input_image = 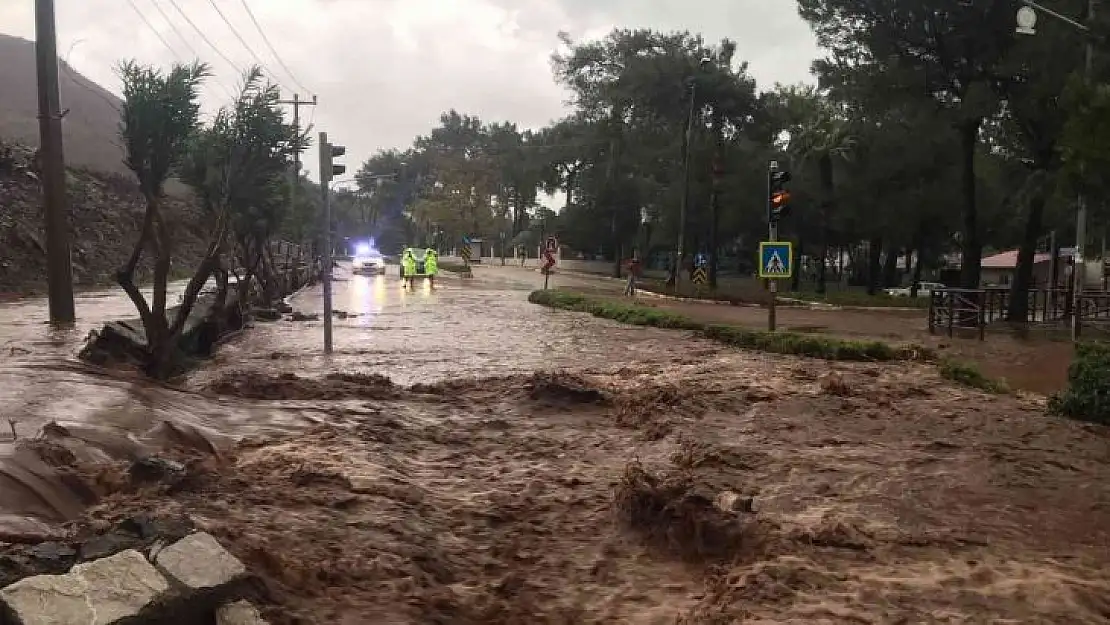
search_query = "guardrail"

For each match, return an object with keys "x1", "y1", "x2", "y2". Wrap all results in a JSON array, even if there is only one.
[{"x1": 928, "y1": 288, "x2": 985, "y2": 340}]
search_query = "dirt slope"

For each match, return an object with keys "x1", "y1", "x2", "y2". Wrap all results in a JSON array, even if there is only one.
[
  {"x1": 0, "y1": 33, "x2": 127, "y2": 176},
  {"x1": 0, "y1": 34, "x2": 209, "y2": 294},
  {"x1": 0, "y1": 142, "x2": 210, "y2": 295}
]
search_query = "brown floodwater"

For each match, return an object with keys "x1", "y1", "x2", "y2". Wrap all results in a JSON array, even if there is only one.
[{"x1": 0, "y1": 266, "x2": 712, "y2": 532}]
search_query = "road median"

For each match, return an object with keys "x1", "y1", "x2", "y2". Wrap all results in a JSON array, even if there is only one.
[{"x1": 528, "y1": 289, "x2": 932, "y2": 362}]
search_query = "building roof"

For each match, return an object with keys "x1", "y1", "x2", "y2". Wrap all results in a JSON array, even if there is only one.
[{"x1": 981, "y1": 248, "x2": 1074, "y2": 269}]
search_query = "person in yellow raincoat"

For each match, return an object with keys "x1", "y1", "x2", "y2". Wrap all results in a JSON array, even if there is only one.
[
  {"x1": 424, "y1": 248, "x2": 438, "y2": 288},
  {"x1": 401, "y1": 248, "x2": 416, "y2": 287}
]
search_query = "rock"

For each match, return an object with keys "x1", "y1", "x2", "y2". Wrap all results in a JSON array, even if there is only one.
[
  {"x1": 128, "y1": 456, "x2": 186, "y2": 485},
  {"x1": 216, "y1": 600, "x2": 269, "y2": 624},
  {"x1": 276, "y1": 302, "x2": 293, "y2": 313},
  {"x1": 80, "y1": 530, "x2": 143, "y2": 561},
  {"x1": 0, "y1": 549, "x2": 169, "y2": 625},
  {"x1": 818, "y1": 371, "x2": 853, "y2": 396},
  {"x1": 252, "y1": 308, "x2": 281, "y2": 321},
  {"x1": 154, "y1": 532, "x2": 245, "y2": 591},
  {"x1": 714, "y1": 490, "x2": 754, "y2": 514}
]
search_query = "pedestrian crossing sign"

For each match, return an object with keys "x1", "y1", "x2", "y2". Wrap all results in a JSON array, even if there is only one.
[{"x1": 758, "y1": 242, "x2": 792, "y2": 279}]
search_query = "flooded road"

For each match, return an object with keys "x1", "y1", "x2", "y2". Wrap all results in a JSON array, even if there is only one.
[
  {"x1": 0, "y1": 265, "x2": 721, "y2": 529},
  {"x1": 197, "y1": 265, "x2": 694, "y2": 386}
]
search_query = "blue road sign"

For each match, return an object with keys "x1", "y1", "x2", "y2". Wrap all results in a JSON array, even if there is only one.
[
  {"x1": 758, "y1": 241, "x2": 793, "y2": 279},
  {"x1": 462, "y1": 235, "x2": 472, "y2": 244}
]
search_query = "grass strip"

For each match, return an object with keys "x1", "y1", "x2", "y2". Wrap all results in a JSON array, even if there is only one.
[{"x1": 528, "y1": 289, "x2": 931, "y2": 362}]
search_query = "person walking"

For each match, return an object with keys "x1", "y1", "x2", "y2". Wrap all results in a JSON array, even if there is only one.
[
  {"x1": 624, "y1": 252, "x2": 642, "y2": 297},
  {"x1": 424, "y1": 248, "x2": 438, "y2": 288},
  {"x1": 401, "y1": 248, "x2": 416, "y2": 288}
]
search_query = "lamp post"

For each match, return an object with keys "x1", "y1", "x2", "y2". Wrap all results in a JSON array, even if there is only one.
[
  {"x1": 1015, "y1": 0, "x2": 1094, "y2": 340},
  {"x1": 674, "y1": 56, "x2": 713, "y2": 291}
]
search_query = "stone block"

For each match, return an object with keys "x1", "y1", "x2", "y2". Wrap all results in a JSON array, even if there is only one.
[
  {"x1": 154, "y1": 531, "x2": 246, "y2": 591},
  {"x1": 0, "y1": 549, "x2": 169, "y2": 625},
  {"x1": 216, "y1": 600, "x2": 269, "y2": 624}
]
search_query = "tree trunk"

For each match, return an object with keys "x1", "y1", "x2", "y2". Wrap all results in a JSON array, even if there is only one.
[
  {"x1": 909, "y1": 225, "x2": 925, "y2": 298},
  {"x1": 866, "y1": 238, "x2": 882, "y2": 295},
  {"x1": 958, "y1": 119, "x2": 983, "y2": 289},
  {"x1": 816, "y1": 152, "x2": 834, "y2": 295},
  {"x1": 791, "y1": 237, "x2": 802, "y2": 292},
  {"x1": 708, "y1": 113, "x2": 723, "y2": 288},
  {"x1": 817, "y1": 251, "x2": 827, "y2": 294},
  {"x1": 117, "y1": 195, "x2": 157, "y2": 334},
  {"x1": 1007, "y1": 190, "x2": 1046, "y2": 322},
  {"x1": 882, "y1": 245, "x2": 900, "y2": 288}
]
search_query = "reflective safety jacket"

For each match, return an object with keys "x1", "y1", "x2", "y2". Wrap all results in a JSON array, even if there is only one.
[
  {"x1": 402, "y1": 252, "x2": 416, "y2": 276},
  {"x1": 424, "y1": 249, "x2": 438, "y2": 275}
]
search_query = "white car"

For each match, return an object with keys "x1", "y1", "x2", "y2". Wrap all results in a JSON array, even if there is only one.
[
  {"x1": 885, "y1": 282, "x2": 944, "y2": 297},
  {"x1": 352, "y1": 242, "x2": 386, "y2": 275}
]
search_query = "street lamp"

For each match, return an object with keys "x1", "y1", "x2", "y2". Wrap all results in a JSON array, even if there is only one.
[
  {"x1": 675, "y1": 55, "x2": 713, "y2": 291},
  {"x1": 1016, "y1": 0, "x2": 1094, "y2": 340}
]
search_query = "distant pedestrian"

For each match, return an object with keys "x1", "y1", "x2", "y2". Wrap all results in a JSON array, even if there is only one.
[
  {"x1": 624, "y1": 254, "x2": 642, "y2": 297},
  {"x1": 424, "y1": 248, "x2": 438, "y2": 288}
]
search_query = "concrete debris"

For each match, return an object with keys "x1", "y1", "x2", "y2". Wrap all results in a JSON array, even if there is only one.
[
  {"x1": 0, "y1": 549, "x2": 169, "y2": 625},
  {"x1": 0, "y1": 532, "x2": 254, "y2": 623},
  {"x1": 154, "y1": 531, "x2": 246, "y2": 591},
  {"x1": 216, "y1": 599, "x2": 270, "y2": 624}
]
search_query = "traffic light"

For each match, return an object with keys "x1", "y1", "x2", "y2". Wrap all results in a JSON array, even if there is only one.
[
  {"x1": 318, "y1": 132, "x2": 346, "y2": 184},
  {"x1": 768, "y1": 167, "x2": 792, "y2": 222}
]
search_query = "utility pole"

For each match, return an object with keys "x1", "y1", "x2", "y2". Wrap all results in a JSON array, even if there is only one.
[
  {"x1": 1073, "y1": 0, "x2": 1095, "y2": 340},
  {"x1": 675, "y1": 56, "x2": 712, "y2": 292},
  {"x1": 768, "y1": 161, "x2": 779, "y2": 331},
  {"x1": 318, "y1": 132, "x2": 346, "y2": 354},
  {"x1": 35, "y1": 0, "x2": 75, "y2": 323},
  {"x1": 766, "y1": 160, "x2": 793, "y2": 331},
  {"x1": 278, "y1": 94, "x2": 316, "y2": 254}
]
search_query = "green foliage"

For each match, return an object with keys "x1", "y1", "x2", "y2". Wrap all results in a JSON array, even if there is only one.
[
  {"x1": 350, "y1": 12, "x2": 1110, "y2": 300},
  {"x1": 179, "y1": 67, "x2": 306, "y2": 273},
  {"x1": 938, "y1": 358, "x2": 1010, "y2": 394},
  {"x1": 528, "y1": 289, "x2": 928, "y2": 362},
  {"x1": 115, "y1": 61, "x2": 307, "y2": 377},
  {"x1": 116, "y1": 60, "x2": 209, "y2": 197},
  {"x1": 1049, "y1": 341, "x2": 1110, "y2": 424}
]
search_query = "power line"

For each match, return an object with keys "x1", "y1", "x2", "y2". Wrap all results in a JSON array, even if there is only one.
[
  {"x1": 148, "y1": 0, "x2": 199, "y2": 59},
  {"x1": 146, "y1": 0, "x2": 236, "y2": 99},
  {"x1": 238, "y1": 0, "x2": 312, "y2": 95},
  {"x1": 166, "y1": 0, "x2": 244, "y2": 77},
  {"x1": 125, "y1": 0, "x2": 182, "y2": 63},
  {"x1": 203, "y1": 0, "x2": 290, "y2": 92}
]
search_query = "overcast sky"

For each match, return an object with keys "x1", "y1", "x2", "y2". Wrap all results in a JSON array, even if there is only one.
[{"x1": 0, "y1": 0, "x2": 819, "y2": 179}]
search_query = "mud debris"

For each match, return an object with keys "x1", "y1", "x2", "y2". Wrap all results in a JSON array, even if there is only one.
[
  {"x1": 613, "y1": 460, "x2": 762, "y2": 561},
  {"x1": 201, "y1": 371, "x2": 401, "y2": 400},
  {"x1": 0, "y1": 358, "x2": 1108, "y2": 623},
  {"x1": 524, "y1": 371, "x2": 611, "y2": 406}
]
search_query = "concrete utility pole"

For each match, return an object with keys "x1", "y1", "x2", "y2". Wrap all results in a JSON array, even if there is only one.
[
  {"x1": 35, "y1": 0, "x2": 75, "y2": 323},
  {"x1": 676, "y1": 57, "x2": 712, "y2": 291},
  {"x1": 277, "y1": 94, "x2": 316, "y2": 248}
]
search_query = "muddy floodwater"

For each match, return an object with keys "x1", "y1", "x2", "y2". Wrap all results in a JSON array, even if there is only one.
[{"x1": 0, "y1": 266, "x2": 1108, "y2": 623}]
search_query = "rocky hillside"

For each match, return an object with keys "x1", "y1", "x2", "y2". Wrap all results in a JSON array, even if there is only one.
[
  {"x1": 0, "y1": 142, "x2": 210, "y2": 296},
  {"x1": 0, "y1": 34, "x2": 208, "y2": 296}
]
